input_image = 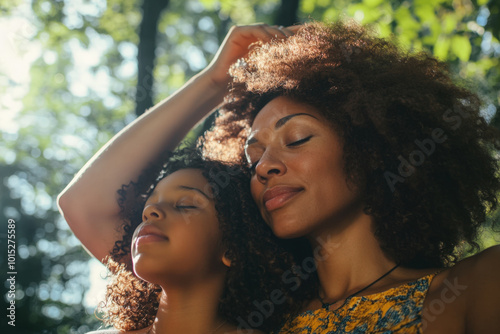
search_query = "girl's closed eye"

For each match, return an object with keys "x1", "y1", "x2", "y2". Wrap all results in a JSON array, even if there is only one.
[
  {"x1": 175, "y1": 195, "x2": 207, "y2": 210},
  {"x1": 175, "y1": 203, "x2": 197, "y2": 210}
]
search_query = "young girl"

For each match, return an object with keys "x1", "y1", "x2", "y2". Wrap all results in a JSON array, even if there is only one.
[{"x1": 84, "y1": 149, "x2": 308, "y2": 333}]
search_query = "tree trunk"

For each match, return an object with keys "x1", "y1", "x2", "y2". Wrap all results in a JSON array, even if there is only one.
[
  {"x1": 135, "y1": 0, "x2": 170, "y2": 116},
  {"x1": 274, "y1": 0, "x2": 300, "y2": 26}
]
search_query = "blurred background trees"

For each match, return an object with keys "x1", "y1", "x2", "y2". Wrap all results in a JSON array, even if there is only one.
[{"x1": 1, "y1": 0, "x2": 498, "y2": 332}]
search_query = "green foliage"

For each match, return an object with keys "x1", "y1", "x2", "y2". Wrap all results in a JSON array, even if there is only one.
[
  {"x1": 151, "y1": 0, "x2": 282, "y2": 104},
  {"x1": 451, "y1": 34, "x2": 472, "y2": 61},
  {"x1": 1, "y1": 0, "x2": 498, "y2": 332},
  {"x1": 298, "y1": 0, "x2": 499, "y2": 131}
]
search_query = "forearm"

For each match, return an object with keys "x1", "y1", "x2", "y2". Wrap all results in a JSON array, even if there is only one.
[{"x1": 58, "y1": 70, "x2": 225, "y2": 261}]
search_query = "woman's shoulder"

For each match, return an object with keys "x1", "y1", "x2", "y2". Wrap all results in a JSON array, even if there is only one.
[
  {"x1": 435, "y1": 245, "x2": 500, "y2": 292},
  {"x1": 450, "y1": 244, "x2": 500, "y2": 277},
  {"x1": 437, "y1": 245, "x2": 500, "y2": 332},
  {"x1": 459, "y1": 244, "x2": 500, "y2": 296},
  {"x1": 471, "y1": 243, "x2": 500, "y2": 263}
]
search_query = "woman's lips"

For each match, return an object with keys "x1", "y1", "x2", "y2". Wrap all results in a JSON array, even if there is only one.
[{"x1": 263, "y1": 186, "x2": 303, "y2": 211}]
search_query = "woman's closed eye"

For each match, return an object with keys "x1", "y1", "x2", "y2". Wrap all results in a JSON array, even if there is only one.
[
  {"x1": 247, "y1": 136, "x2": 313, "y2": 172},
  {"x1": 287, "y1": 135, "x2": 312, "y2": 147}
]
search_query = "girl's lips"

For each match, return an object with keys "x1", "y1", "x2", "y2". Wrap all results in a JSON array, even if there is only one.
[
  {"x1": 263, "y1": 186, "x2": 303, "y2": 211},
  {"x1": 133, "y1": 223, "x2": 169, "y2": 249},
  {"x1": 135, "y1": 234, "x2": 168, "y2": 246}
]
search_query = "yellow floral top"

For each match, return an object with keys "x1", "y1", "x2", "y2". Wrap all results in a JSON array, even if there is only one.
[{"x1": 277, "y1": 273, "x2": 437, "y2": 334}]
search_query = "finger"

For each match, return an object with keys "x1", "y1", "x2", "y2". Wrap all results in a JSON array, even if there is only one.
[
  {"x1": 243, "y1": 24, "x2": 282, "y2": 41},
  {"x1": 231, "y1": 24, "x2": 275, "y2": 43},
  {"x1": 268, "y1": 25, "x2": 288, "y2": 39},
  {"x1": 286, "y1": 25, "x2": 303, "y2": 33},
  {"x1": 278, "y1": 26, "x2": 295, "y2": 37},
  {"x1": 229, "y1": 24, "x2": 293, "y2": 46}
]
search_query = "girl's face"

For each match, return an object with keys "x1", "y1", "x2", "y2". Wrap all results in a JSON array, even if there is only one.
[
  {"x1": 245, "y1": 96, "x2": 362, "y2": 239},
  {"x1": 131, "y1": 169, "x2": 226, "y2": 285}
]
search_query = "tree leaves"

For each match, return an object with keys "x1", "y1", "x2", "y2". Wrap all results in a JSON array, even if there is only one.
[
  {"x1": 1, "y1": 1, "x2": 498, "y2": 333},
  {"x1": 452, "y1": 34, "x2": 472, "y2": 61}
]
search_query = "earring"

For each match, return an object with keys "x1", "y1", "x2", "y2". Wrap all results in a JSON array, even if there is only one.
[{"x1": 222, "y1": 251, "x2": 232, "y2": 267}]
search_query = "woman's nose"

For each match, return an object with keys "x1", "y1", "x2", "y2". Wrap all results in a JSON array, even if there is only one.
[
  {"x1": 254, "y1": 150, "x2": 286, "y2": 183},
  {"x1": 142, "y1": 204, "x2": 164, "y2": 222}
]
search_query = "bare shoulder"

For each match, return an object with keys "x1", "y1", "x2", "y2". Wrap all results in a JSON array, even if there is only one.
[
  {"x1": 473, "y1": 243, "x2": 500, "y2": 263},
  {"x1": 466, "y1": 243, "x2": 500, "y2": 262},
  {"x1": 421, "y1": 245, "x2": 500, "y2": 333},
  {"x1": 452, "y1": 244, "x2": 500, "y2": 279},
  {"x1": 446, "y1": 245, "x2": 500, "y2": 295},
  {"x1": 455, "y1": 245, "x2": 500, "y2": 332}
]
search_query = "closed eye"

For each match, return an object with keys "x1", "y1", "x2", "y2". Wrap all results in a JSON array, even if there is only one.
[
  {"x1": 287, "y1": 135, "x2": 312, "y2": 147},
  {"x1": 176, "y1": 205, "x2": 197, "y2": 210}
]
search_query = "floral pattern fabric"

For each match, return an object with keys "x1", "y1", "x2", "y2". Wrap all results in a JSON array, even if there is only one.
[{"x1": 277, "y1": 273, "x2": 437, "y2": 334}]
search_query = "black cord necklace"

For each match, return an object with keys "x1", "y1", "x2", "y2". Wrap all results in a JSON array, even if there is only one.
[{"x1": 318, "y1": 263, "x2": 400, "y2": 311}]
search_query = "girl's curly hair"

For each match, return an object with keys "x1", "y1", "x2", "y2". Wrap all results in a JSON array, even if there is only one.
[
  {"x1": 203, "y1": 20, "x2": 500, "y2": 268},
  {"x1": 98, "y1": 148, "x2": 316, "y2": 332}
]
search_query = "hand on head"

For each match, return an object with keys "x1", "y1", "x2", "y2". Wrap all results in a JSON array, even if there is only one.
[{"x1": 205, "y1": 24, "x2": 299, "y2": 86}]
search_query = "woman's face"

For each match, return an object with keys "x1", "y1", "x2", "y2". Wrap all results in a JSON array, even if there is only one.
[
  {"x1": 245, "y1": 96, "x2": 362, "y2": 239},
  {"x1": 131, "y1": 169, "x2": 226, "y2": 285}
]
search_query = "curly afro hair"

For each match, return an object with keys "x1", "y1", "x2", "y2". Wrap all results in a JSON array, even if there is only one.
[
  {"x1": 203, "y1": 20, "x2": 500, "y2": 269},
  {"x1": 97, "y1": 148, "x2": 316, "y2": 332}
]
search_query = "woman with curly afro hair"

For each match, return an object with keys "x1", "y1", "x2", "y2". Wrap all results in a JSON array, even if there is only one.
[
  {"x1": 201, "y1": 20, "x2": 500, "y2": 333},
  {"x1": 88, "y1": 148, "x2": 313, "y2": 333}
]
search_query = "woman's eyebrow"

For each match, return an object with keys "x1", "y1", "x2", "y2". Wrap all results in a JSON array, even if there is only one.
[
  {"x1": 274, "y1": 112, "x2": 318, "y2": 129},
  {"x1": 246, "y1": 113, "x2": 318, "y2": 146},
  {"x1": 178, "y1": 185, "x2": 210, "y2": 199}
]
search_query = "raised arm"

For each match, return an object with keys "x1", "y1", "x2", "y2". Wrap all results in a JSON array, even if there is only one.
[{"x1": 57, "y1": 24, "x2": 294, "y2": 263}]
